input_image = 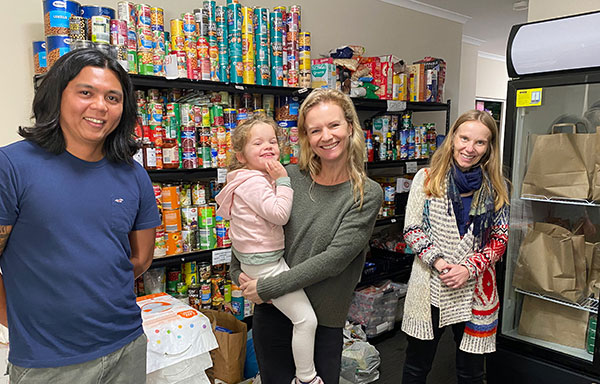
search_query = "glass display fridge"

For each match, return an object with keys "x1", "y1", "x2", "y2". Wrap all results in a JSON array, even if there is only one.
[{"x1": 487, "y1": 11, "x2": 600, "y2": 383}]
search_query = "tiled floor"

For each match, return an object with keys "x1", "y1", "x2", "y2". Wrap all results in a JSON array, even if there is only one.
[{"x1": 373, "y1": 326, "x2": 457, "y2": 383}]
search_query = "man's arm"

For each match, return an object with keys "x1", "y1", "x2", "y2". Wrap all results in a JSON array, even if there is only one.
[
  {"x1": 0, "y1": 225, "x2": 12, "y2": 327},
  {"x1": 129, "y1": 227, "x2": 156, "y2": 279}
]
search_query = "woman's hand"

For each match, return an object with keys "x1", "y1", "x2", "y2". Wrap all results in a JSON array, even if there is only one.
[
  {"x1": 238, "y1": 272, "x2": 252, "y2": 286},
  {"x1": 439, "y1": 264, "x2": 470, "y2": 289},
  {"x1": 240, "y1": 279, "x2": 265, "y2": 304},
  {"x1": 432, "y1": 257, "x2": 449, "y2": 274}
]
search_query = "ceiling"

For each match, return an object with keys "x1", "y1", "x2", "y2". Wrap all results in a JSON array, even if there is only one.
[{"x1": 389, "y1": 0, "x2": 529, "y2": 58}]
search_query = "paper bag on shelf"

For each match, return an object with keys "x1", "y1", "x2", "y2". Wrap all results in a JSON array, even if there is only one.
[
  {"x1": 593, "y1": 163, "x2": 600, "y2": 202},
  {"x1": 199, "y1": 309, "x2": 247, "y2": 384},
  {"x1": 585, "y1": 242, "x2": 600, "y2": 298},
  {"x1": 521, "y1": 126, "x2": 598, "y2": 200},
  {"x1": 518, "y1": 295, "x2": 588, "y2": 350},
  {"x1": 512, "y1": 222, "x2": 587, "y2": 303}
]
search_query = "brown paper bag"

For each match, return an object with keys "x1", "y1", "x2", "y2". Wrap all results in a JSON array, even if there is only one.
[
  {"x1": 593, "y1": 163, "x2": 600, "y2": 202},
  {"x1": 200, "y1": 309, "x2": 247, "y2": 384},
  {"x1": 512, "y1": 222, "x2": 587, "y2": 303},
  {"x1": 522, "y1": 127, "x2": 598, "y2": 200},
  {"x1": 585, "y1": 242, "x2": 600, "y2": 297},
  {"x1": 518, "y1": 295, "x2": 588, "y2": 349}
]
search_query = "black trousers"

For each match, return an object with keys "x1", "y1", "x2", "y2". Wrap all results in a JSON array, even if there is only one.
[
  {"x1": 252, "y1": 303, "x2": 344, "y2": 384},
  {"x1": 402, "y1": 306, "x2": 485, "y2": 384}
]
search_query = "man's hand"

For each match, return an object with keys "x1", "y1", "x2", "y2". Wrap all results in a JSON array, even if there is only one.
[{"x1": 265, "y1": 160, "x2": 287, "y2": 180}]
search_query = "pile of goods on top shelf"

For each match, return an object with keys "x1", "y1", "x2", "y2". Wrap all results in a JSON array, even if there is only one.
[
  {"x1": 34, "y1": 1, "x2": 447, "y2": 103},
  {"x1": 35, "y1": 0, "x2": 311, "y2": 87},
  {"x1": 318, "y1": 45, "x2": 446, "y2": 102}
]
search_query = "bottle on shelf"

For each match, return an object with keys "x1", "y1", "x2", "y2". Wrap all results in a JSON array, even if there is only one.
[{"x1": 365, "y1": 130, "x2": 374, "y2": 162}]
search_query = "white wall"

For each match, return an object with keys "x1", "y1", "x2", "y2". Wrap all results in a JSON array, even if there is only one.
[
  {"x1": 458, "y1": 42, "x2": 478, "y2": 114},
  {"x1": 475, "y1": 56, "x2": 508, "y2": 100},
  {"x1": 528, "y1": 0, "x2": 600, "y2": 21},
  {"x1": 1, "y1": 0, "x2": 463, "y2": 146}
]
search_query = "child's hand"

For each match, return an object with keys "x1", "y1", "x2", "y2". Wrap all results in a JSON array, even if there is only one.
[{"x1": 266, "y1": 159, "x2": 287, "y2": 180}]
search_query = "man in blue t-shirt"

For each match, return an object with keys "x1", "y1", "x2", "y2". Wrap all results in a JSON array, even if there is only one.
[{"x1": 0, "y1": 49, "x2": 161, "y2": 383}]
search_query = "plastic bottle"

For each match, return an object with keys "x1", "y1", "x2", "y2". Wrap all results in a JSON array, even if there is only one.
[{"x1": 365, "y1": 130, "x2": 374, "y2": 162}]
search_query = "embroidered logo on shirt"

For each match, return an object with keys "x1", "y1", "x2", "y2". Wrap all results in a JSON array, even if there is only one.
[{"x1": 114, "y1": 198, "x2": 124, "y2": 203}]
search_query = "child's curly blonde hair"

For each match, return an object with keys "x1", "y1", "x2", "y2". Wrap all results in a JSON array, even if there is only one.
[{"x1": 227, "y1": 115, "x2": 283, "y2": 171}]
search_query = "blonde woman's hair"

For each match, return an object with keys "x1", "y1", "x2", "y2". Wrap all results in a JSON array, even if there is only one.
[
  {"x1": 227, "y1": 115, "x2": 282, "y2": 171},
  {"x1": 297, "y1": 89, "x2": 368, "y2": 207},
  {"x1": 426, "y1": 109, "x2": 509, "y2": 211}
]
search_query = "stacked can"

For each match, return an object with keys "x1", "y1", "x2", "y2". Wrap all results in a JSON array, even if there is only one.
[
  {"x1": 43, "y1": 0, "x2": 80, "y2": 68},
  {"x1": 241, "y1": 6, "x2": 255, "y2": 84},
  {"x1": 197, "y1": 105, "x2": 212, "y2": 168},
  {"x1": 253, "y1": 7, "x2": 270, "y2": 86},
  {"x1": 117, "y1": 1, "x2": 137, "y2": 73},
  {"x1": 151, "y1": 7, "x2": 165, "y2": 76},
  {"x1": 269, "y1": 10, "x2": 284, "y2": 86},
  {"x1": 180, "y1": 104, "x2": 198, "y2": 168},
  {"x1": 182, "y1": 12, "x2": 199, "y2": 80},
  {"x1": 298, "y1": 32, "x2": 311, "y2": 88},
  {"x1": 152, "y1": 183, "x2": 167, "y2": 257},
  {"x1": 210, "y1": 105, "x2": 228, "y2": 168},
  {"x1": 135, "y1": 4, "x2": 152, "y2": 75},
  {"x1": 169, "y1": 19, "x2": 184, "y2": 78},
  {"x1": 227, "y1": 2, "x2": 243, "y2": 83},
  {"x1": 180, "y1": 187, "x2": 199, "y2": 253},
  {"x1": 198, "y1": 204, "x2": 217, "y2": 250},
  {"x1": 203, "y1": 1, "x2": 219, "y2": 81},
  {"x1": 273, "y1": 6, "x2": 287, "y2": 86},
  {"x1": 286, "y1": 5, "x2": 301, "y2": 87},
  {"x1": 195, "y1": 37, "x2": 209, "y2": 80},
  {"x1": 215, "y1": 5, "x2": 229, "y2": 82},
  {"x1": 162, "y1": 184, "x2": 183, "y2": 255},
  {"x1": 193, "y1": 7, "x2": 208, "y2": 40}
]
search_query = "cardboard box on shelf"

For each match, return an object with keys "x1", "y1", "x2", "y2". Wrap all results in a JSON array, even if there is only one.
[
  {"x1": 407, "y1": 63, "x2": 425, "y2": 102},
  {"x1": 414, "y1": 57, "x2": 446, "y2": 103},
  {"x1": 311, "y1": 57, "x2": 337, "y2": 89}
]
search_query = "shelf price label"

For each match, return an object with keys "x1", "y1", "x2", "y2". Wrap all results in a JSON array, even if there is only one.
[
  {"x1": 405, "y1": 161, "x2": 418, "y2": 174},
  {"x1": 386, "y1": 100, "x2": 406, "y2": 112},
  {"x1": 212, "y1": 248, "x2": 231, "y2": 265},
  {"x1": 217, "y1": 168, "x2": 227, "y2": 183}
]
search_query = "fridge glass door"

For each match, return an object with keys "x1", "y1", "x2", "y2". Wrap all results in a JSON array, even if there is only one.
[{"x1": 501, "y1": 82, "x2": 600, "y2": 363}]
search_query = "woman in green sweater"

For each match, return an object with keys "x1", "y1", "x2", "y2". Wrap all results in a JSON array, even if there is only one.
[{"x1": 232, "y1": 89, "x2": 383, "y2": 384}]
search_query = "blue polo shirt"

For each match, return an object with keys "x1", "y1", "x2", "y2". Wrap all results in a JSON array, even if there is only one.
[{"x1": 0, "y1": 140, "x2": 161, "y2": 368}]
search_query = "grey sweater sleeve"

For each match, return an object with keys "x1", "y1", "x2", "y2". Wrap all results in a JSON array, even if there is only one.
[{"x1": 257, "y1": 179, "x2": 383, "y2": 301}]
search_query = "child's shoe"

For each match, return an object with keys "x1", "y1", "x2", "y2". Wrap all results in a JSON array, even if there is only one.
[{"x1": 292, "y1": 376, "x2": 324, "y2": 384}]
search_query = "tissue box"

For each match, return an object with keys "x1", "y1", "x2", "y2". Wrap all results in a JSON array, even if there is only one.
[{"x1": 138, "y1": 293, "x2": 219, "y2": 375}]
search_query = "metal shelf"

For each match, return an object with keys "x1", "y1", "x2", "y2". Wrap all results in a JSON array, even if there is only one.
[
  {"x1": 146, "y1": 168, "x2": 218, "y2": 182},
  {"x1": 365, "y1": 159, "x2": 429, "y2": 170},
  {"x1": 515, "y1": 288, "x2": 599, "y2": 313},
  {"x1": 375, "y1": 215, "x2": 404, "y2": 227},
  {"x1": 129, "y1": 74, "x2": 309, "y2": 96},
  {"x1": 149, "y1": 248, "x2": 227, "y2": 269},
  {"x1": 520, "y1": 195, "x2": 600, "y2": 207}
]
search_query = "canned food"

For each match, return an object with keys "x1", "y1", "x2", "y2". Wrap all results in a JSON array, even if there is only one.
[
  {"x1": 43, "y1": 0, "x2": 81, "y2": 36},
  {"x1": 69, "y1": 16, "x2": 87, "y2": 40},
  {"x1": 163, "y1": 209, "x2": 182, "y2": 232},
  {"x1": 188, "y1": 284, "x2": 200, "y2": 309},
  {"x1": 32, "y1": 41, "x2": 47, "y2": 75},
  {"x1": 181, "y1": 229, "x2": 198, "y2": 252},
  {"x1": 162, "y1": 185, "x2": 180, "y2": 210},
  {"x1": 45, "y1": 35, "x2": 71, "y2": 68},
  {"x1": 81, "y1": 5, "x2": 115, "y2": 19},
  {"x1": 90, "y1": 15, "x2": 110, "y2": 44},
  {"x1": 200, "y1": 279, "x2": 211, "y2": 307},
  {"x1": 198, "y1": 262, "x2": 211, "y2": 280},
  {"x1": 180, "y1": 206, "x2": 198, "y2": 229},
  {"x1": 166, "y1": 231, "x2": 183, "y2": 255}
]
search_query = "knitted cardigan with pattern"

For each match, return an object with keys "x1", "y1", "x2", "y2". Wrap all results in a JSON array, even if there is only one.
[{"x1": 401, "y1": 168, "x2": 509, "y2": 354}]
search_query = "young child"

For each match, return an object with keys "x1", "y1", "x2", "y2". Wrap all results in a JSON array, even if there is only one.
[{"x1": 215, "y1": 116, "x2": 323, "y2": 384}]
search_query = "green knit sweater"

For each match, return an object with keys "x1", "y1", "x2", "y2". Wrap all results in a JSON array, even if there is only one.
[{"x1": 230, "y1": 164, "x2": 383, "y2": 327}]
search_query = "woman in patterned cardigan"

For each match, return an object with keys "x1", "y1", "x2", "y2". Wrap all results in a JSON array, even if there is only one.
[{"x1": 401, "y1": 110, "x2": 510, "y2": 384}]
